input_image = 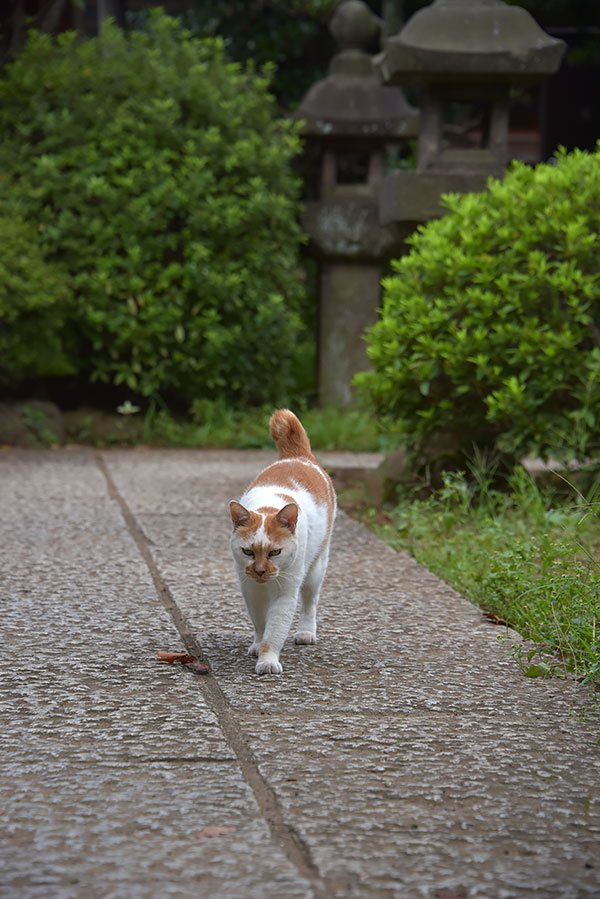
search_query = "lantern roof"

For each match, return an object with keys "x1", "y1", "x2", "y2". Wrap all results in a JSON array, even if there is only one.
[
  {"x1": 296, "y1": 0, "x2": 419, "y2": 140},
  {"x1": 375, "y1": 0, "x2": 566, "y2": 86}
]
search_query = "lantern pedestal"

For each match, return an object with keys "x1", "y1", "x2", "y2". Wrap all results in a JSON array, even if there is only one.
[
  {"x1": 318, "y1": 263, "x2": 382, "y2": 407},
  {"x1": 378, "y1": 170, "x2": 488, "y2": 226}
]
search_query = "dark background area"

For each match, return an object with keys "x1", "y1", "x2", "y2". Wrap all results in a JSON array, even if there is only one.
[{"x1": 1, "y1": 1, "x2": 599, "y2": 161}]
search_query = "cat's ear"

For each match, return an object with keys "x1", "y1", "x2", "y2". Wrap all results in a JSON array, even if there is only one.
[
  {"x1": 276, "y1": 502, "x2": 298, "y2": 533},
  {"x1": 230, "y1": 501, "x2": 252, "y2": 529}
]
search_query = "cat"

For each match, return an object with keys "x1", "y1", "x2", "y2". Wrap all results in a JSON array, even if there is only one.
[{"x1": 229, "y1": 409, "x2": 336, "y2": 675}]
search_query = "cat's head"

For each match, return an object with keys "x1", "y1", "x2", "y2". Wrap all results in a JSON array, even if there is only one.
[{"x1": 229, "y1": 501, "x2": 298, "y2": 584}]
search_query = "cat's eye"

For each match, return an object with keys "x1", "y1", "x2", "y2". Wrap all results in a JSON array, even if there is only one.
[
  {"x1": 268, "y1": 549, "x2": 282, "y2": 557},
  {"x1": 241, "y1": 548, "x2": 254, "y2": 557}
]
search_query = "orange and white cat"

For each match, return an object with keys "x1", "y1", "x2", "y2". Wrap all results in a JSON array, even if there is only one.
[{"x1": 229, "y1": 409, "x2": 336, "y2": 675}]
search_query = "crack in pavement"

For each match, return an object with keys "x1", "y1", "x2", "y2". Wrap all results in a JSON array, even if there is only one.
[{"x1": 95, "y1": 450, "x2": 330, "y2": 899}]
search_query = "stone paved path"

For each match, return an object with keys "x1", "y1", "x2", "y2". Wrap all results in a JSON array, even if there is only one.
[{"x1": 1, "y1": 447, "x2": 599, "y2": 899}]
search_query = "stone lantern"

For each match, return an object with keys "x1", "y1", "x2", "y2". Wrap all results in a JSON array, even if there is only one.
[
  {"x1": 375, "y1": 0, "x2": 566, "y2": 228},
  {"x1": 296, "y1": 0, "x2": 419, "y2": 407}
]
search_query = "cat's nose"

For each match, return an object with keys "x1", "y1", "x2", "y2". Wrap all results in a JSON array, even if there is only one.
[{"x1": 254, "y1": 563, "x2": 267, "y2": 576}]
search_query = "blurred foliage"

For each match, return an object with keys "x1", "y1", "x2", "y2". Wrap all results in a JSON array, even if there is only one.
[
  {"x1": 129, "y1": 1, "x2": 600, "y2": 115},
  {"x1": 0, "y1": 215, "x2": 74, "y2": 385},
  {"x1": 3, "y1": 2, "x2": 598, "y2": 107},
  {"x1": 0, "y1": 11, "x2": 309, "y2": 408},
  {"x1": 126, "y1": 0, "x2": 339, "y2": 109},
  {"x1": 357, "y1": 146, "x2": 600, "y2": 466}
]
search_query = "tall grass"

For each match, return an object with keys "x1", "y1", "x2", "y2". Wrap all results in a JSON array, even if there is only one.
[
  {"x1": 66, "y1": 399, "x2": 386, "y2": 452},
  {"x1": 365, "y1": 464, "x2": 600, "y2": 687},
  {"x1": 143, "y1": 400, "x2": 385, "y2": 451}
]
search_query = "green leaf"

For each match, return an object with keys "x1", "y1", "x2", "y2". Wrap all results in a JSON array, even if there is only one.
[{"x1": 524, "y1": 662, "x2": 552, "y2": 678}]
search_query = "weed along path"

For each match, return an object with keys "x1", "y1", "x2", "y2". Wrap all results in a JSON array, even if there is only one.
[{"x1": 2, "y1": 447, "x2": 600, "y2": 898}]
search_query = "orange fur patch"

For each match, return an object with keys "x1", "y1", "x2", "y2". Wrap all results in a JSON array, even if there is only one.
[
  {"x1": 252, "y1": 459, "x2": 336, "y2": 547},
  {"x1": 264, "y1": 508, "x2": 297, "y2": 542},
  {"x1": 242, "y1": 538, "x2": 282, "y2": 582},
  {"x1": 251, "y1": 459, "x2": 333, "y2": 507},
  {"x1": 259, "y1": 641, "x2": 270, "y2": 655},
  {"x1": 276, "y1": 493, "x2": 295, "y2": 505},
  {"x1": 245, "y1": 563, "x2": 277, "y2": 581},
  {"x1": 233, "y1": 509, "x2": 263, "y2": 541}
]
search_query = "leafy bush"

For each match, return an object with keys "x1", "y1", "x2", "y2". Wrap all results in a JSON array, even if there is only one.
[
  {"x1": 0, "y1": 11, "x2": 306, "y2": 406},
  {"x1": 0, "y1": 215, "x2": 73, "y2": 384},
  {"x1": 357, "y1": 147, "x2": 600, "y2": 463}
]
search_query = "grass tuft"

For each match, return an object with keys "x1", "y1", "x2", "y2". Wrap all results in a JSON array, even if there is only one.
[
  {"x1": 347, "y1": 464, "x2": 600, "y2": 690},
  {"x1": 65, "y1": 399, "x2": 387, "y2": 453}
]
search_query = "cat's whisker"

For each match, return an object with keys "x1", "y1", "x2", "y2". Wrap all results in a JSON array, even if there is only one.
[{"x1": 274, "y1": 570, "x2": 291, "y2": 584}]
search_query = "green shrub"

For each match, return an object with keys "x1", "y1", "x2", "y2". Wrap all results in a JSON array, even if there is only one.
[
  {"x1": 0, "y1": 11, "x2": 306, "y2": 406},
  {"x1": 0, "y1": 215, "x2": 73, "y2": 384},
  {"x1": 357, "y1": 147, "x2": 600, "y2": 463}
]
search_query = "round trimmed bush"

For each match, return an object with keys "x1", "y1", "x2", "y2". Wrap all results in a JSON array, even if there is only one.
[
  {"x1": 0, "y1": 11, "x2": 306, "y2": 406},
  {"x1": 356, "y1": 147, "x2": 600, "y2": 463}
]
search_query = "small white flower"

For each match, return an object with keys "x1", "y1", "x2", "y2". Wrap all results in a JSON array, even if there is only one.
[{"x1": 117, "y1": 400, "x2": 141, "y2": 416}]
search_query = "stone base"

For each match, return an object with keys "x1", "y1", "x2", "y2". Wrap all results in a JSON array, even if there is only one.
[
  {"x1": 318, "y1": 262, "x2": 381, "y2": 407},
  {"x1": 378, "y1": 169, "x2": 491, "y2": 226}
]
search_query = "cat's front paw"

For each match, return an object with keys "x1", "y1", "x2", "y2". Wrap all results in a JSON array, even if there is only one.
[
  {"x1": 255, "y1": 657, "x2": 283, "y2": 675},
  {"x1": 294, "y1": 630, "x2": 316, "y2": 645},
  {"x1": 247, "y1": 641, "x2": 260, "y2": 658}
]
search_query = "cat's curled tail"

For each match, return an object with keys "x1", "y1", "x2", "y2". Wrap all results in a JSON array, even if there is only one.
[{"x1": 270, "y1": 409, "x2": 315, "y2": 461}]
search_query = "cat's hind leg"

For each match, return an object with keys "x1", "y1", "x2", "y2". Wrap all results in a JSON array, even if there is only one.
[{"x1": 294, "y1": 552, "x2": 328, "y2": 645}]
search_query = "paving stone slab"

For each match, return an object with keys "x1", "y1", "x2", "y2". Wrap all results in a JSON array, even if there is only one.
[
  {"x1": 102, "y1": 448, "x2": 600, "y2": 899},
  {"x1": 2, "y1": 447, "x2": 600, "y2": 899},
  {"x1": 0, "y1": 450, "x2": 314, "y2": 899}
]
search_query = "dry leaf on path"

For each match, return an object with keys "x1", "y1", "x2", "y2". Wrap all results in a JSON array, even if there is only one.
[
  {"x1": 482, "y1": 611, "x2": 508, "y2": 627},
  {"x1": 157, "y1": 650, "x2": 211, "y2": 674},
  {"x1": 157, "y1": 650, "x2": 197, "y2": 664}
]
